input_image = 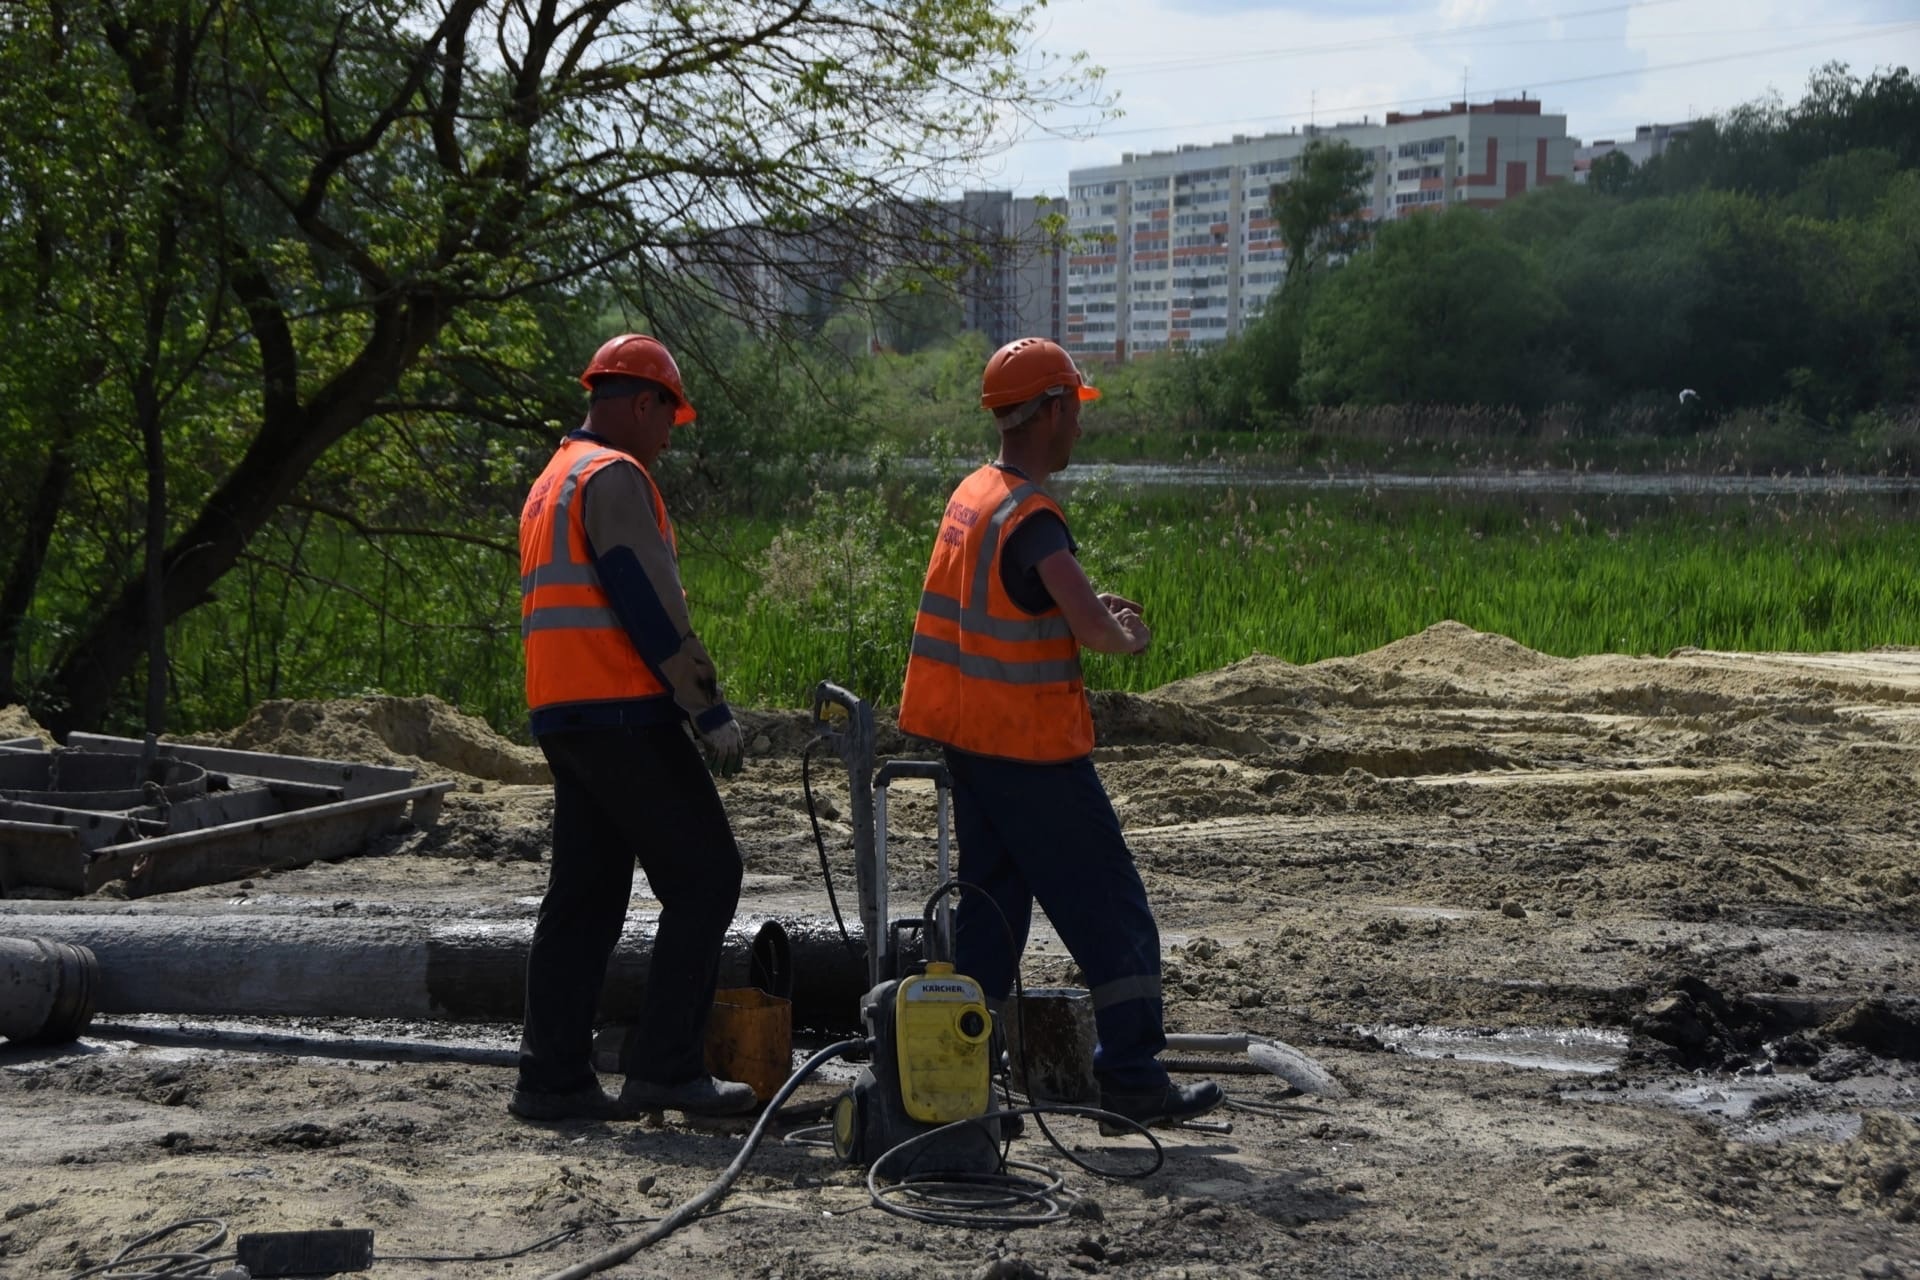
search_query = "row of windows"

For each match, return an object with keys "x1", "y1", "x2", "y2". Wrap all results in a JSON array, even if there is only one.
[
  {"x1": 1174, "y1": 211, "x2": 1227, "y2": 228},
  {"x1": 1071, "y1": 182, "x2": 1118, "y2": 199},
  {"x1": 1243, "y1": 270, "x2": 1283, "y2": 287},
  {"x1": 1174, "y1": 189, "x2": 1231, "y2": 209},
  {"x1": 1245, "y1": 159, "x2": 1294, "y2": 177},
  {"x1": 1172, "y1": 232, "x2": 1227, "y2": 248},
  {"x1": 1132, "y1": 278, "x2": 1169, "y2": 293},
  {"x1": 1174, "y1": 167, "x2": 1232, "y2": 185},
  {"x1": 1396, "y1": 165, "x2": 1444, "y2": 182},
  {"x1": 1133, "y1": 197, "x2": 1169, "y2": 213},
  {"x1": 1395, "y1": 137, "x2": 1449, "y2": 158},
  {"x1": 1394, "y1": 189, "x2": 1446, "y2": 207},
  {"x1": 1134, "y1": 176, "x2": 1171, "y2": 193}
]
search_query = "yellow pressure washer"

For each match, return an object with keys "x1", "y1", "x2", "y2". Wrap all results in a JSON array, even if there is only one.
[{"x1": 810, "y1": 687, "x2": 1007, "y2": 1176}]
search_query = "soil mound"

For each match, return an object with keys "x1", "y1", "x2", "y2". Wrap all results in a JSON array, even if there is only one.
[
  {"x1": 1090, "y1": 690, "x2": 1270, "y2": 754},
  {"x1": 1152, "y1": 653, "x2": 1341, "y2": 711},
  {"x1": 1333, "y1": 619, "x2": 1564, "y2": 679},
  {"x1": 210, "y1": 695, "x2": 547, "y2": 784},
  {"x1": 0, "y1": 704, "x2": 54, "y2": 747}
]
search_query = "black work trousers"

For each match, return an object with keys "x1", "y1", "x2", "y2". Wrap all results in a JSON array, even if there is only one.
[{"x1": 517, "y1": 723, "x2": 743, "y2": 1094}]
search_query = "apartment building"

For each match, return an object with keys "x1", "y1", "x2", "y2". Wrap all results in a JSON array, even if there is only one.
[
  {"x1": 1065, "y1": 97, "x2": 1575, "y2": 361},
  {"x1": 1573, "y1": 120, "x2": 1699, "y2": 182},
  {"x1": 685, "y1": 191, "x2": 1065, "y2": 350}
]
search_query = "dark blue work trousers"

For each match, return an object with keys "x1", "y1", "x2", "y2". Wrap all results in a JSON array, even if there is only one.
[
  {"x1": 518, "y1": 724, "x2": 743, "y2": 1094},
  {"x1": 943, "y1": 748, "x2": 1169, "y2": 1092}
]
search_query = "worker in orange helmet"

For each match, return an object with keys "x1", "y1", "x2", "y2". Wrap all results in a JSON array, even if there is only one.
[
  {"x1": 897, "y1": 337, "x2": 1222, "y2": 1130},
  {"x1": 512, "y1": 333, "x2": 754, "y2": 1122}
]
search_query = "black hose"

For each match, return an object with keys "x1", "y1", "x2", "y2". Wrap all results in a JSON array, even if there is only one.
[{"x1": 533, "y1": 1037, "x2": 865, "y2": 1280}]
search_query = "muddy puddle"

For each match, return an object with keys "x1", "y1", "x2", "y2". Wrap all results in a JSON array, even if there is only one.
[{"x1": 1360, "y1": 1023, "x2": 1629, "y2": 1074}]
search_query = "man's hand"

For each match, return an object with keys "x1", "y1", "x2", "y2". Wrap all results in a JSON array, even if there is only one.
[
  {"x1": 1097, "y1": 592, "x2": 1143, "y2": 619},
  {"x1": 1113, "y1": 608, "x2": 1151, "y2": 654},
  {"x1": 700, "y1": 720, "x2": 744, "y2": 778}
]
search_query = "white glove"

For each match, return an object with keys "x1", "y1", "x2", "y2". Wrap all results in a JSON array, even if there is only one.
[{"x1": 700, "y1": 719, "x2": 744, "y2": 778}]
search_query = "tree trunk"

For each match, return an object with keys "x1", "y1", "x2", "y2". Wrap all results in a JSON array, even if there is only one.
[
  {"x1": 46, "y1": 295, "x2": 448, "y2": 737},
  {"x1": 0, "y1": 448, "x2": 74, "y2": 708}
]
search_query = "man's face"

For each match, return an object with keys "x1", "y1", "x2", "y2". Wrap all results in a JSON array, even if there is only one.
[
  {"x1": 629, "y1": 389, "x2": 679, "y2": 466},
  {"x1": 1047, "y1": 392, "x2": 1084, "y2": 472}
]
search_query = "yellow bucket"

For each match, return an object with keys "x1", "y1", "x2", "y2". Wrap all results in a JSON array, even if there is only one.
[{"x1": 703, "y1": 987, "x2": 793, "y2": 1103}]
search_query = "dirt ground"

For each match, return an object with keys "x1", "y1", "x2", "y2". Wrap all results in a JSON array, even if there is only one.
[{"x1": 3, "y1": 621, "x2": 1919, "y2": 1279}]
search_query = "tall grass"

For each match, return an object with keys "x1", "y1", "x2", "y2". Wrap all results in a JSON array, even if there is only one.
[
  {"x1": 158, "y1": 479, "x2": 1920, "y2": 739},
  {"x1": 706, "y1": 482, "x2": 1920, "y2": 709}
]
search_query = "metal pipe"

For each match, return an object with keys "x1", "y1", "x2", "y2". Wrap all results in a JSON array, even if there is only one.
[
  {"x1": 0, "y1": 916, "x2": 813, "y2": 1027},
  {"x1": 0, "y1": 935, "x2": 98, "y2": 1043}
]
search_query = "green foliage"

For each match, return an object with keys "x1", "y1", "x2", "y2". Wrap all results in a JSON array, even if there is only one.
[
  {"x1": 0, "y1": 0, "x2": 1106, "y2": 734},
  {"x1": 1298, "y1": 210, "x2": 1565, "y2": 407},
  {"x1": 1268, "y1": 139, "x2": 1376, "y2": 287},
  {"x1": 738, "y1": 465, "x2": 934, "y2": 704}
]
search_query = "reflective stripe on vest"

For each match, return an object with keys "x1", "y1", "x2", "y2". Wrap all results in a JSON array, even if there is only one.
[
  {"x1": 897, "y1": 465, "x2": 1092, "y2": 762},
  {"x1": 520, "y1": 439, "x2": 674, "y2": 711}
]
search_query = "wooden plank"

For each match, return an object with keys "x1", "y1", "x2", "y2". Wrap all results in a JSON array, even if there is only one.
[{"x1": 65, "y1": 733, "x2": 416, "y2": 800}]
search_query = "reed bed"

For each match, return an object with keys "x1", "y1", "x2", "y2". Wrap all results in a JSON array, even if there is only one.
[
  {"x1": 702, "y1": 483, "x2": 1920, "y2": 710},
  {"x1": 156, "y1": 479, "x2": 1920, "y2": 737}
]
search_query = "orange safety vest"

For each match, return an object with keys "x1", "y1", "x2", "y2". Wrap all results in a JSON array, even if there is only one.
[
  {"x1": 898, "y1": 465, "x2": 1092, "y2": 763},
  {"x1": 520, "y1": 437, "x2": 676, "y2": 715}
]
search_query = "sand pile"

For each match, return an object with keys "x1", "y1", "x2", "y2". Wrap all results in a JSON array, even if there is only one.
[
  {"x1": 210, "y1": 695, "x2": 548, "y2": 784},
  {"x1": 0, "y1": 704, "x2": 54, "y2": 747}
]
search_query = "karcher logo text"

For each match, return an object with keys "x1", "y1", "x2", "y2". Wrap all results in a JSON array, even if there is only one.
[{"x1": 918, "y1": 983, "x2": 968, "y2": 994}]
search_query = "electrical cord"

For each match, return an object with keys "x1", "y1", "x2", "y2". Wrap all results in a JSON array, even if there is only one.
[
  {"x1": 533, "y1": 1037, "x2": 865, "y2": 1280},
  {"x1": 66, "y1": 1217, "x2": 232, "y2": 1280},
  {"x1": 800, "y1": 738, "x2": 863, "y2": 960}
]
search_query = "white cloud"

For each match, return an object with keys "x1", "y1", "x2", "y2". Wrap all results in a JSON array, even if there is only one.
[{"x1": 970, "y1": 0, "x2": 1920, "y2": 195}]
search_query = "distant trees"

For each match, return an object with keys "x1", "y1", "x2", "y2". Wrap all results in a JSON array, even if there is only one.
[
  {"x1": 1269, "y1": 139, "x2": 1377, "y2": 290},
  {"x1": 1297, "y1": 210, "x2": 1563, "y2": 407}
]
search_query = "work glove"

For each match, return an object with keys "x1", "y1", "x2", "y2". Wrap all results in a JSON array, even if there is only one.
[{"x1": 700, "y1": 719, "x2": 745, "y2": 779}]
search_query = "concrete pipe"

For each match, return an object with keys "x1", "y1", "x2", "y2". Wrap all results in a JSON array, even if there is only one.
[
  {"x1": 0, "y1": 913, "x2": 879, "y2": 1032},
  {"x1": 0, "y1": 935, "x2": 99, "y2": 1044}
]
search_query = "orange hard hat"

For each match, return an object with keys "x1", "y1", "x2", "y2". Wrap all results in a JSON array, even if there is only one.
[
  {"x1": 980, "y1": 338, "x2": 1101, "y2": 411},
  {"x1": 579, "y1": 333, "x2": 696, "y2": 425}
]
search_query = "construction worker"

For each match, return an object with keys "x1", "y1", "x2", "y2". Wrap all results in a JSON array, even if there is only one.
[
  {"x1": 897, "y1": 337, "x2": 1223, "y2": 1129},
  {"x1": 512, "y1": 333, "x2": 754, "y2": 1122}
]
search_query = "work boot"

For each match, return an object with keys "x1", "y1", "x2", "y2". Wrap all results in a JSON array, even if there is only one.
[
  {"x1": 620, "y1": 1074, "x2": 759, "y2": 1116},
  {"x1": 1097, "y1": 1079, "x2": 1224, "y2": 1133},
  {"x1": 507, "y1": 1082, "x2": 636, "y2": 1122}
]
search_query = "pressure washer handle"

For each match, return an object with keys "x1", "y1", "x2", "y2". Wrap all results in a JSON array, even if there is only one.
[
  {"x1": 810, "y1": 681, "x2": 863, "y2": 727},
  {"x1": 873, "y1": 759, "x2": 955, "y2": 964}
]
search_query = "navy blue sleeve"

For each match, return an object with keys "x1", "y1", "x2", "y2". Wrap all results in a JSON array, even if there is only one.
[
  {"x1": 593, "y1": 545, "x2": 686, "y2": 682},
  {"x1": 999, "y1": 512, "x2": 1075, "y2": 615}
]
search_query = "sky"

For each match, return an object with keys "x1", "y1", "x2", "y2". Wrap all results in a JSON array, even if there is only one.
[{"x1": 968, "y1": 0, "x2": 1920, "y2": 195}]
